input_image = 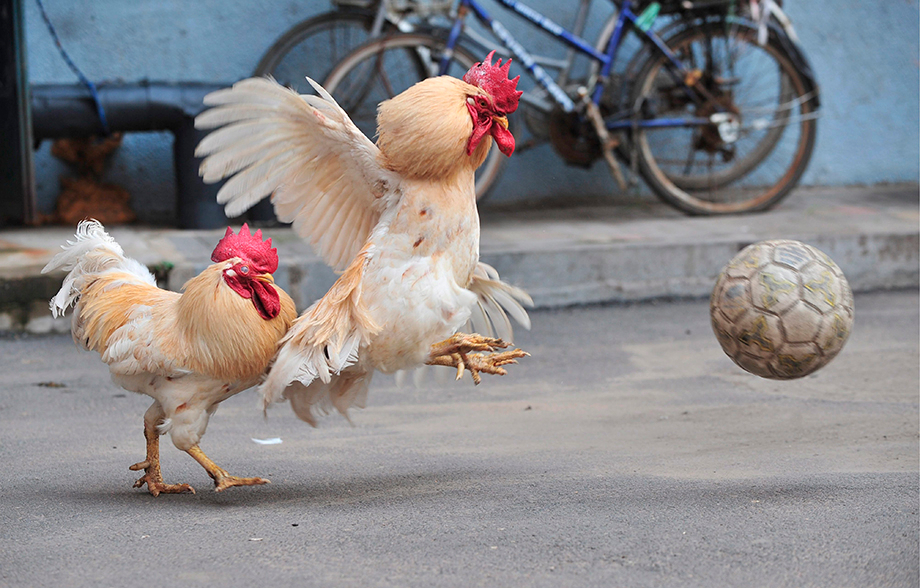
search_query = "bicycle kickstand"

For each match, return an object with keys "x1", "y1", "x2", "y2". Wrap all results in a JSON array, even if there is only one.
[{"x1": 580, "y1": 90, "x2": 627, "y2": 192}]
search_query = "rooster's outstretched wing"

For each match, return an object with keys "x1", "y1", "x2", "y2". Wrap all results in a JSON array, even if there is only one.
[{"x1": 196, "y1": 77, "x2": 400, "y2": 271}]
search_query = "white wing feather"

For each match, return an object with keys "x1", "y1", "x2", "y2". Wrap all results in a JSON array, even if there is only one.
[{"x1": 196, "y1": 77, "x2": 400, "y2": 271}]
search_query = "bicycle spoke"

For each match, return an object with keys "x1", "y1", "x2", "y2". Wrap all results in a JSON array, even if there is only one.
[
  {"x1": 255, "y1": 13, "x2": 381, "y2": 95},
  {"x1": 375, "y1": 54, "x2": 398, "y2": 98},
  {"x1": 683, "y1": 130, "x2": 699, "y2": 176}
]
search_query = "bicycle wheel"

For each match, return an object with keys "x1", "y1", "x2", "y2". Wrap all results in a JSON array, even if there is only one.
[
  {"x1": 254, "y1": 9, "x2": 391, "y2": 95},
  {"x1": 322, "y1": 33, "x2": 511, "y2": 201},
  {"x1": 249, "y1": 9, "x2": 393, "y2": 221},
  {"x1": 631, "y1": 20, "x2": 817, "y2": 215}
]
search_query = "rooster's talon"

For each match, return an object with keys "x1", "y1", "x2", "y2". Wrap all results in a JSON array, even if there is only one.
[
  {"x1": 428, "y1": 340, "x2": 528, "y2": 383},
  {"x1": 455, "y1": 355, "x2": 466, "y2": 381},
  {"x1": 133, "y1": 474, "x2": 196, "y2": 497},
  {"x1": 213, "y1": 476, "x2": 270, "y2": 492},
  {"x1": 128, "y1": 460, "x2": 150, "y2": 471}
]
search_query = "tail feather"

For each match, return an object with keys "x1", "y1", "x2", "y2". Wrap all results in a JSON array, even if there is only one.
[
  {"x1": 42, "y1": 220, "x2": 156, "y2": 318},
  {"x1": 283, "y1": 370, "x2": 372, "y2": 426},
  {"x1": 467, "y1": 262, "x2": 533, "y2": 342}
]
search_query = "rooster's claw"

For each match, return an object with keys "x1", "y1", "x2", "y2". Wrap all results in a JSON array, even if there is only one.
[
  {"x1": 427, "y1": 332, "x2": 528, "y2": 384},
  {"x1": 132, "y1": 473, "x2": 196, "y2": 497},
  {"x1": 129, "y1": 457, "x2": 195, "y2": 496}
]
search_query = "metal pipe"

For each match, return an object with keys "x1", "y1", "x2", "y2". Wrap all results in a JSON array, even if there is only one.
[{"x1": 30, "y1": 82, "x2": 231, "y2": 229}]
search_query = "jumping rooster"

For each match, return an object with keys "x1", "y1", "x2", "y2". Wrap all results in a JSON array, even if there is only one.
[
  {"x1": 43, "y1": 221, "x2": 296, "y2": 495},
  {"x1": 195, "y1": 52, "x2": 531, "y2": 426}
]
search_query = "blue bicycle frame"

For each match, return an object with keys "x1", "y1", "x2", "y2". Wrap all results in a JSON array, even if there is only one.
[{"x1": 437, "y1": 0, "x2": 713, "y2": 130}]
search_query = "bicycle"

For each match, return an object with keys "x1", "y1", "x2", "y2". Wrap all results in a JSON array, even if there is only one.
[
  {"x1": 318, "y1": 0, "x2": 820, "y2": 214},
  {"x1": 254, "y1": 0, "x2": 445, "y2": 86}
]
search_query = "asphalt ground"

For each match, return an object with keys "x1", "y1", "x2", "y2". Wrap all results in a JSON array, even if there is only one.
[{"x1": 0, "y1": 290, "x2": 917, "y2": 587}]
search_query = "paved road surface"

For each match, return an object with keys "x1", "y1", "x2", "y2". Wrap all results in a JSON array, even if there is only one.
[{"x1": 1, "y1": 291, "x2": 917, "y2": 587}]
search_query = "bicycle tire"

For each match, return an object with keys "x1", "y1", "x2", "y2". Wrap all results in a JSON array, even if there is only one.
[
  {"x1": 254, "y1": 9, "x2": 392, "y2": 93},
  {"x1": 630, "y1": 20, "x2": 817, "y2": 215},
  {"x1": 321, "y1": 33, "x2": 512, "y2": 201},
  {"x1": 248, "y1": 9, "x2": 394, "y2": 221}
]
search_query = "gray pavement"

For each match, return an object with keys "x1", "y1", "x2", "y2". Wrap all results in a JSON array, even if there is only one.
[
  {"x1": 0, "y1": 183, "x2": 917, "y2": 333},
  {"x1": 0, "y1": 290, "x2": 917, "y2": 587}
]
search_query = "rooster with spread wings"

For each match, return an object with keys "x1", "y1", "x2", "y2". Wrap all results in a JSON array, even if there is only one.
[{"x1": 196, "y1": 52, "x2": 531, "y2": 425}]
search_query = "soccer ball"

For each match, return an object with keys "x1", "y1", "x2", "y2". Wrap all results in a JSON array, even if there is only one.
[{"x1": 710, "y1": 240, "x2": 854, "y2": 379}]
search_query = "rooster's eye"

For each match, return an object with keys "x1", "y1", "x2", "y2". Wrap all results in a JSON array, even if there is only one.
[
  {"x1": 477, "y1": 97, "x2": 489, "y2": 109},
  {"x1": 240, "y1": 265, "x2": 249, "y2": 274}
]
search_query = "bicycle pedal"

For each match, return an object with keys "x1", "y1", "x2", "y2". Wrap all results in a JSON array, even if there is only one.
[{"x1": 685, "y1": 69, "x2": 703, "y2": 87}]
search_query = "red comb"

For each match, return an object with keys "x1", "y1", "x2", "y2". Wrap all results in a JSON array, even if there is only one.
[
  {"x1": 210, "y1": 223, "x2": 279, "y2": 274},
  {"x1": 462, "y1": 50, "x2": 523, "y2": 115}
]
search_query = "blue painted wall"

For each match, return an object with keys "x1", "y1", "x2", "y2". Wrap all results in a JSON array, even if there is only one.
[{"x1": 24, "y1": 0, "x2": 920, "y2": 222}]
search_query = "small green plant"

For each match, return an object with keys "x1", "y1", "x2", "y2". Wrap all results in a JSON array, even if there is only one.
[{"x1": 149, "y1": 261, "x2": 175, "y2": 287}]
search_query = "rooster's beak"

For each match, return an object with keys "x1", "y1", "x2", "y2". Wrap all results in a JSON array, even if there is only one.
[
  {"x1": 255, "y1": 273, "x2": 275, "y2": 284},
  {"x1": 493, "y1": 115, "x2": 509, "y2": 130}
]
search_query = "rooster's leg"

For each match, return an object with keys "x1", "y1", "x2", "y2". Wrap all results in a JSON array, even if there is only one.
[
  {"x1": 186, "y1": 445, "x2": 269, "y2": 492},
  {"x1": 427, "y1": 333, "x2": 529, "y2": 384},
  {"x1": 129, "y1": 403, "x2": 195, "y2": 496}
]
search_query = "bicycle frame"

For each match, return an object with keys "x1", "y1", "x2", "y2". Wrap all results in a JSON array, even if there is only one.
[{"x1": 437, "y1": 0, "x2": 712, "y2": 130}]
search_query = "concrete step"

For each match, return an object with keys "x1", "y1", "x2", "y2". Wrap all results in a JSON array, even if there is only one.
[{"x1": 2, "y1": 183, "x2": 916, "y2": 334}]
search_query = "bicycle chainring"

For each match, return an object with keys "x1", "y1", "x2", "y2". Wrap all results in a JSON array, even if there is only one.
[
  {"x1": 522, "y1": 88, "x2": 552, "y2": 140},
  {"x1": 549, "y1": 109, "x2": 601, "y2": 168}
]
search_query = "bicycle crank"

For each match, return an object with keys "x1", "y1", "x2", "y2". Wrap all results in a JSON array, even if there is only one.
[{"x1": 583, "y1": 97, "x2": 627, "y2": 191}]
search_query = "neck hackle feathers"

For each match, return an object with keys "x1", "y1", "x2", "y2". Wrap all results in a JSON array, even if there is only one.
[
  {"x1": 211, "y1": 224, "x2": 279, "y2": 274},
  {"x1": 462, "y1": 51, "x2": 523, "y2": 115}
]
